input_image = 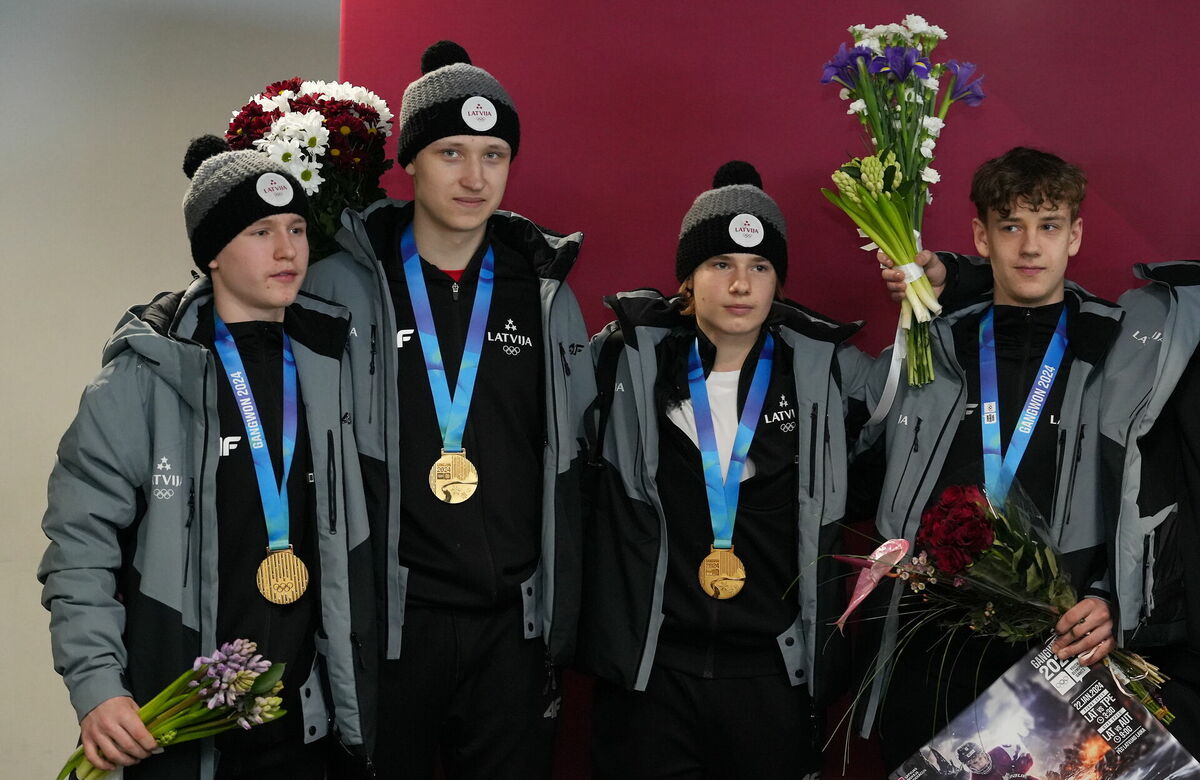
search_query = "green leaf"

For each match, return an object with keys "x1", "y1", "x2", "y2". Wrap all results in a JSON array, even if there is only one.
[
  {"x1": 840, "y1": 165, "x2": 863, "y2": 180},
  {"x1": 249, "y1": 662, "x2": 286, "y2": 696}
]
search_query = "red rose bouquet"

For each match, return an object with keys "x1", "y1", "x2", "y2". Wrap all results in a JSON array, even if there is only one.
[
  {"x1": 837, "y1": 485, "x2": 1173, "y2": 724},
  {"x1": 227, "y1": 78, "x2": 394, "y2": 258}
]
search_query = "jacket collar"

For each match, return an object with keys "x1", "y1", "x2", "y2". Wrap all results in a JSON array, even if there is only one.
[
  {"x1": 603, "y1": 289, "x2": 861, "y2": 352},
  {"x1": 939, "y1": 280, "x2": 1122, "y2": 365},
  {"x1": 1135, "y1": 259, "x2": 1200, "y2": 288},
  {"x1": 337, "y1": 198, "x2": 584, "y2": 282}
]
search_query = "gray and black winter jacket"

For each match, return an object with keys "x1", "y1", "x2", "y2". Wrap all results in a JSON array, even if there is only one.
[
  {"x1": 1099, "y1": 261, "x2": 1200, "y2": 647},
  {"x1": 852, "y1": 259, "x2": 1122, "y2": 729},
  {"x1": 38, "y1": 278, "x2": 377, "y2": 778},
  {"x1": 303, "y1": 199, "x2": 595, "y2": 662},
  {"x1": 577, "y1": 290, "x2": 868, "y2": 704}
]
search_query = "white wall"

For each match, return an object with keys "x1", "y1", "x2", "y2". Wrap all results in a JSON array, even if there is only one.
[{"x1": 0, "y1": 1, "x2": 340, "y2": 774}]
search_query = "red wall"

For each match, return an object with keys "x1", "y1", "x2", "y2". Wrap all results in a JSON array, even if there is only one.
[
  {"x1": 339, "y1": 3, "x2": 1200, "y2": 774},
  {"x1": 341, "y1": 0, "x2": 1200, "y2": 353}
]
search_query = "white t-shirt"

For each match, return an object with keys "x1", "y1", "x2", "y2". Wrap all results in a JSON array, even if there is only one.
[{"x1": 666, "y1": 369, "x2": 756, "y2": 482}]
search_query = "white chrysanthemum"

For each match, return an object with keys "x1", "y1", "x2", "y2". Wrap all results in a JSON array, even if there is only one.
[
  {"x1": 922, "y1": 116, "x2": 945, "y2": 137},
  {"x1": 255, "y1": 91, "x2": 295, "y2": 114},
  {"x1": 839, "y1": 87, "x2": 851, "y2": 100},
  {"x1": 273, "y1": 111, "x2": 330, "y2": 153},
  {"x1": 847, "y1": 99, "x2": 867, "y2": 115},
  {"x1": 293, "y1": 160, "x2": 325, "y2": 194},
  {"x1": 848, "y1": 23, "x2": 867, "y2": 37},
  {"x1": 255, "y1": 138, "x2": 304, "y2": 167},
  {"x1": 299, "y1": 79, "x2": 394, "y2": 136},
  {"x1": 859, "y1": 36, "x2": 882, "y2": 54},
  {"x1": 921, "y1": 167, "x2": 941, "y2": 184},
  {"x1": 920, "y1": 138, "x2": 936, "y2": 158},
  {"x1": 927, "y1": 24, "x2": 947, "y2": 40},
  {"x1": 903, "y1": 14, "x2": 930, "y2": 34}
]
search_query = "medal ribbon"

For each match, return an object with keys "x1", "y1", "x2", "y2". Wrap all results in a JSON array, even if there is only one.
[
  {"x1": 214, "y1": 314, "x2": 298, "y2": 552},
  {"x1": 687, "y1": 334, "x2": 774, "y2": 549},
  {"x1": 400, "y1": 223, "x2": 495, "y2": 453},
  {"x1": 978, "y1": 307, "x2": 1068, "y2": 503}
]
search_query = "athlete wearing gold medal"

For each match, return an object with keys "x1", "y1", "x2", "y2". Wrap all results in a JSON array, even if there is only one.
[
  {"x1": 581, "y1": 162, "x2": 865, "y2": 778},
  {"x1": 38, "y1": 137, "x2": 377, "y2": 778}
]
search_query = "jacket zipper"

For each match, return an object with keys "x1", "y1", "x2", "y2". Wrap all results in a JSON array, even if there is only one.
[
  {"x1": 889, "y1": 417, "x2": 923, "y2": 513},
  {"x1": 807, "y1": 403, "x2": 818, "y2": 498},
  {"x1": 367, "y1": 325, "x2": 377, "y2": 423},
  {"x1": 351, "y1": 631, "x2": 366, "y2": 670},
  {"x1": 183, "y1": 479, "x2": 195, "y2": 585},
  {"x1": 559, "y1": 343, "x2": 572, "y2": 376},
  {"x1": 1050, "y1": 429, "x2": 1067, "y2": 519},
  {"x1": 899, "y1": 325, "x2": 966, "y2": 539},
  {"x1": 451, "y1": 281, "x2": 460, "y2": 301},
  {"x1": 1061, "y1": 424, "x2": 1084, "y2": 528},
  {"x1": 824, "y1": 427, "x2": 836, "y2": 494},
  {"x1": 327, "y1": 430, "x2": 338, "y2": 534}
]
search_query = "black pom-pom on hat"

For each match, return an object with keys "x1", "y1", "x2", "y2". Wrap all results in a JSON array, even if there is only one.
[
  {"x1": 421, "y1": 40, "x2": 471, "y2": 73},
  {"x1": 712, "y1": 160, "x2": 762, "y2": 190},
  {"x1": 183, "y1": 135, "x2": 231, "y2": 179}
]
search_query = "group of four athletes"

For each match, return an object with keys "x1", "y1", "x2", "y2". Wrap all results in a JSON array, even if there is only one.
[{"x1": 39, "y1": 39, "x2": 1200, "y2": 779}]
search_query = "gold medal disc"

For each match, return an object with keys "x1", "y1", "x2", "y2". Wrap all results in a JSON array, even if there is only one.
[
  {"x1": 429, "y1": 449, "x2": 479, "y2": 503},
  {"x1": 698, "y1": 545, "x2": 746, "y2": 599},
  {"x1": 256, "y1": 547, "x2": 309, "y2": 604}
]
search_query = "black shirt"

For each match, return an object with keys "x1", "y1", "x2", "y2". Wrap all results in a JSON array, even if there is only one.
[
  {"x1": 929, "y1": 302, "x2": 1072, "y2": 521},
  {"x1": 653, "y1": 328, "x2": 800, "y2": 678},
  {"x1": 385, "y1": 222, "x2": 546, "y2": 609},
  {"x1": 197, "y1": 311, "x2": 319, "y2": 757}
]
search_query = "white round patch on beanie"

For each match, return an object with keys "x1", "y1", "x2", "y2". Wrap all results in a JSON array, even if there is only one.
[
  {"x1": 461, "y1": 96, "x2": 498, "y2": 131},
  {"x1": 728, "y1": 214, "x2": 765, "y2": 248},
  {"x1": 256, "y1": 173, "x2": 294, "y2": 206}
]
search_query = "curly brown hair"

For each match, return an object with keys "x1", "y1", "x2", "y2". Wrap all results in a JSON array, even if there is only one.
[{"x1": 970, "y1": 147, "x2": 1087, "y2": 222}]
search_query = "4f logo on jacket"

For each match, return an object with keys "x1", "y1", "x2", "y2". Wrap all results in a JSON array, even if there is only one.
[
  {"x1": 396, "y1": 329, "x2": 415, "y2": 348},
  {"x1": 488, "y1": 318, "x2": 532, "y2": 357}
]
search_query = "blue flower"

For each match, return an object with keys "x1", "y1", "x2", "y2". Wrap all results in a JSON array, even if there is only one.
[
  {"x1": 821, "y1": 43, "x2": 875, "y2": 87},
  {"x1": 869, "y1": 46, "x2": 932, "y2": 82},
  {"x1": 946, "y1": 60, "x2": 986, "y2": 106}
]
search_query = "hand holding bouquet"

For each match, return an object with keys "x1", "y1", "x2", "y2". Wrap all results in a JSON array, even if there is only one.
[
  {"x1": 820, "y1": 15, "x2": 985, "y2": 385},
  {"x1": 57, "y1": 639, "x2": 287, "y2": 780},
  {"x1": 837, "y1": 485, "x2": 1173, "y2": 725}
]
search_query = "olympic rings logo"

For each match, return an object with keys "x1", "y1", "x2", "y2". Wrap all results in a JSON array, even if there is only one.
[
  {"x1": 502, "y1": 345, "x2": 522, "y2": 356},
  {"x1": 152, "y1": 488, "x2": 175, "y2": 500},
  {"x1": 779, "y1": 421, "x2": 797, "y2": 433}
]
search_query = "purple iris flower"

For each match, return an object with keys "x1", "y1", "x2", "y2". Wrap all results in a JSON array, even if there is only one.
[
  {"x1": 869, "y1": 46, "x2": 932, "y2": 82},
  {"x1": 946, "y1": 60, "x2": 986, "y2": 106},
  {"x1": 821, "y1": 43, "x2": 875, "y2": 87}
]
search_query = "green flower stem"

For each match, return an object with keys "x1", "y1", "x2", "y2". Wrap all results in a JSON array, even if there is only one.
[
  {"x1": 56, "y1": 746, "x2": 85, "y2": 780},
  {"x1": 821, "y1": 191, "x2": 906, "y2": 263},
  {"x1": 145, "y1": 691, "x2": 204, "y2": 732},
  {"x1": 138, "y1": 666, "x2": 203, "y2": 721}
]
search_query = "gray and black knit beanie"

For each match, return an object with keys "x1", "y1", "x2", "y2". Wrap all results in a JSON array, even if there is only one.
[
  {"x1": 675, "y1": 161, "x2": 788, "y2": 283},
  {"x1": 181, "y1": 135, "x2": 311, "y2": 273},
  {"x1": 396, "y1": 40, "x2": 520, "y2": 167}
]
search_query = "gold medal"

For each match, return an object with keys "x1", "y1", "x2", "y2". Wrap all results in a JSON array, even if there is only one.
[
  {"x1": 256, "y1": 547, "x2": 309, "y2": 604},
  {"x1": 698, "y1": 545, "x2": 746, "y2": 599},
  {"x1": 429, "y1": 448, "x2": 479, "y2": 503}
]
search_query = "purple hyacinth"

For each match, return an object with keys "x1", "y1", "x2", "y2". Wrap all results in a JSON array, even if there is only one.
[
  {"x1": 189, "y1": 639, "x2": 270, "y2": 709},
  {"x1": 869, "y1": 46, "x2": 932, "y2": 82},
  {"x1": 821, "y1": 42, "x2": 875, "y2": 87},
  {"x1": 946, "y1": 60, "x2": 986, "y2": 106}
]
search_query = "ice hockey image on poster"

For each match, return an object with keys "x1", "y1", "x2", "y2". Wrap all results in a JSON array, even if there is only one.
[{"x1": 890, "y1": 639, "x2": 1200, "y2": 779}]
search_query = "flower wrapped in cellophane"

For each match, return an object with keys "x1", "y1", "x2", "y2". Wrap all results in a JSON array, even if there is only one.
[
  {"x1": 820, "y1": 15, "x2": 985, "y2": 386},
  {"x1": 227, "y1": 77, "x2": 394, "y2": 258},
  {"x1": 837, "y1": 485, "x2": 1174, "y2": 726},
  {"x1": 57, "y1": 639, "x2": 287, "y2": 780}
]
